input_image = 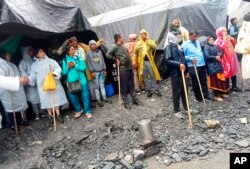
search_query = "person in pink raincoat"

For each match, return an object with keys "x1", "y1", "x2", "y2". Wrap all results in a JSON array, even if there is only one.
[{"x1": 214, "y1": 27, "x2": 242, "y2": 92}]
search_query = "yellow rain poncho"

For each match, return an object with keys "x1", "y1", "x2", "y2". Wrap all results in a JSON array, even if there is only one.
[{"x1": 134, "y1": 29, "x2": 161, "y2": 81}]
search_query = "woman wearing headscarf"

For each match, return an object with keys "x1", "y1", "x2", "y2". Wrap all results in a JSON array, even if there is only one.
[
  {"x1": 0, "y1": 52, "x2": 28, "y2": 130},
  {"x1": 214, "y1": 27, "x2": 241, "y2": 92},
  {"x1": 165, "y1": 24, "x2": 187, "y2": 118},
  {"x1": 28, "y1": 48, "x2": 68, "y2": 124},
  {"x1": 62, "y1": 45, "x2": 92, "y2": 119},
  {"x1": 19, "y1": 46, "x2": 41, "y2": 120},
  {"x1": 204, "y1": 36, "x2": 229, "y2": 101},
  {"x1": 134, "y1": 29, "x2": 161, "y2": 97}
]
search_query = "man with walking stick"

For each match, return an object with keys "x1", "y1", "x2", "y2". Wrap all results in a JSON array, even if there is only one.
[
  {"x1": 107, "y1": 34, "x2": 143, "y2": 110},
  {"x1": 182, "y1": 31, "x2": 213, "y2": 103}
]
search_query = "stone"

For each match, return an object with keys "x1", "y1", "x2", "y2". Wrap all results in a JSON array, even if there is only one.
[
  {"x1": 119, "y1": 159, "x2": 132, "y2": 169},
  {"x1": 124, "y1": 155, "x2": 133, "y2": 164},
  {"x1": 199, "y1": 149, "x2": 209, "y2": 156},
  {"x1": 103, "y1": 162, "x2": 115, "y2": 169},
  {"x1": 239, "y1": 118, "x2": 248, "y2": 124},
  {"x1": 32, "y1": 140, "x2": 43, "y2": 145},
  {"x1": 155, "y1": 156, "x2": 160, "y2": 161},
  {"x1": 204, "y1": 120, "x2": 220, "y2": 129},
  {"x1": 163, "y1": 158, "x2": 173, "y2": 166},
  {"x1": 105, "y1": 152, "x2": 119, "y2": 161},
  {"x1": 133, "y1": 150, "x2": 145, "y2": 161},
  {"x1": 234, "y1": 139, "x2": 250, "y2": 148},
  {"x1": 133, "y1": 161, "x2": 143, "y2": 169},
  {"x1": 172, "y1": 153, "x2": 182, "y2": 162}
]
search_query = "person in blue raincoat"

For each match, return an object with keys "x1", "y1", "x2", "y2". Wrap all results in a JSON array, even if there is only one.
[
  {"x1": 62, "y1": 45, "x2": 92, "y2": 119},
  {"x1": 28, "y1": 48, "x2": 68, "y2": 124}
]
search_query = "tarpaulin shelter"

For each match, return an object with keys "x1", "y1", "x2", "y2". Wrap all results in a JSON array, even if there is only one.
[
  {"x1": 0, "y1": 0, "x2": 118, "y2": 95},
  {"x1": 0, "y1": 0, "x2": 98, "y2": 52},
  {"x1": 89, "y1": 0, "x2": 228, "y2": 49}
]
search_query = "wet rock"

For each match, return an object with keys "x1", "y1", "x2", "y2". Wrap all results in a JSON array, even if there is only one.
[
  {"x1": 204, "y1": 120, "x2": 220, "y2": 129},
  {"x1": 163, "y1": 157, "x2": 173, "y2": 166},
  {"x1": 239, "y1": 118, "x2": 248, "y2": 124},
  {"x1": 132, "y1": 161, "x2": 143, "y2": 169},
  {"x1": 133, "y1": 150, "x2": 145, "y2": 161},
  {"x1": 124, "y1": 155, "x2": 133, "y2": 164},
  {"x1": 199, "y1": 149, "x2": 209, "y2": 156},
  {"x1": 234, "y1": 139, "x2": 250, "y2": 148},
  {"x1": 103, "y1": 162, "x2": 115, "y2": 169},
  {"x1": 105, "y1": 152, "x2": 119, "y2": 161},
  {"x1": 119, "y1": 159, "x2": 132, "y2": 169},
  {"x1": 172, "y1": 153, "x2": 182, "y2": 162}
]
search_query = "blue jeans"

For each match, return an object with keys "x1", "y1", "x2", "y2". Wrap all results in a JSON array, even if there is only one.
[
  {"x1": 92, "y1": 72, "x2": 107, "y2": 101},
  {"x1": 68, "y1": 83, "x2": 92, "y2": 114}
]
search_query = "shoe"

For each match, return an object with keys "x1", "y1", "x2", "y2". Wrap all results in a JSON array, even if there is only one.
[
  {"x1": 103, "y1": 99, "x2": 112, "y2": 104},
  {"x1": 214, "y1": 96, "x2": 223, "y2": 102},
  {"x1": 205, "y1": 96, "x2": 214, "y2": 101},
  {"x1": 147, "y1": 91, "x2": 153, "y2": 97},
  {"x1": 86, "y1": 113, "x2": 93, "y2": 119},
  {"x1": 20, "y1": 120, "x2": 29, "y2": 126},
  {"x1": 49, "y1": 116, "x2": 54, "y2": 124},
  {"x1": 174, "y1": 112, "x2": 184, "y2": 119},
  {"x1": 194, "y1": 98, "x2": 202, "y2": 102},
  {"x1": 124, "y1": 103, "x2": 132, "y2": 110},
  {"x1": 57, "y1": 114, "x2": 64, "y2": 123},
  {"x1": 74, "y1": 112, "x2": 82, "y2": 119},
  {"x1": 133, "y1": 99, "x2": 143, "y2": 106},
  {"x1": 154, "y1": 90, "x2": 162, "y2": 97},
  {"x1": 220, "y1": 94, "x2": 229, "y2": 98},
  {"x1": 97, "y1": 101, "x2": 104, "y2": 107},
  {"x1": 35, "y1": 114, "x2": 40, "y2": 120},
  {"x1": 231, "y1": 87, "x2": 242, "y2": 92}
]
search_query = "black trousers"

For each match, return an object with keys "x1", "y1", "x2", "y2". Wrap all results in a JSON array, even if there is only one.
[
  {"x1": 120, "y1": 70, "x2": 137, "y2": 104},
  {"x1": 226, "y1": 75, "x2": 237, "y2": 89},
  {"x1": 171, "y1": 76, "x2": 187, "y2": 112},
  {"x1": 188, "y1": 66, "x2": 209, "y2": 100}
]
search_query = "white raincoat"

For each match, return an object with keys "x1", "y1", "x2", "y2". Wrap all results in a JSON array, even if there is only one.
[
  {"x1": 0, "y1": 58, "x2": 28, "y2": 112},
  {"x1": 28, "y1": 56, "x2": 68, "y2": 109},
  {"x1": 18, "y1": 47, "x2": 40, "y2": 104}
]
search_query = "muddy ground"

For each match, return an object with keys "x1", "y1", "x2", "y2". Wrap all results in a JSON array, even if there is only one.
[{"x1": 0, "y1": 79, "x2": 250, "y2": 169}]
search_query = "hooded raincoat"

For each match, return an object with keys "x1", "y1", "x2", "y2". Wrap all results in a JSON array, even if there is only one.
[
  {"x1": 134, "y1": 30, "x2": 161, "y2": 82},
  {"x1": 235, "y1": 20, "x2": 250, "y2": 80},
  {"x1": 18, "y1": 46, "x2": 40, "y2": 104},
  {"x1": 28, "y1": 56, "x2": 68, "y2": 109},
  {"x1": 214, "y1": 27, "x2": 240, "y2": 78},
  {"x1": 0, "y1": 58, "x2": 28, "y2": 112}
]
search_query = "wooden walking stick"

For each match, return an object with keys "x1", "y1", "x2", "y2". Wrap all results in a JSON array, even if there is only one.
[
  {"x1": 117, "y1": 60, "x2": 122, "y2": 110},
  {"x1": 181, "y1": 69, "x2": 193, "y2": 129},
  {"x1": 10, "y1": 93, "x2": 18, "y2": 135},
  {"x1": 193, "y1": 64, "x2": 207, "y2": 109},
  {"x1": 52, "y1": 91, "x2": 57, "y2": 132}
]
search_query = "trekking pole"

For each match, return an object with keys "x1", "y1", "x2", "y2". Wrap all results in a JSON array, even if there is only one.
[
  {"x1": 52, "y1": 91, "x2": 57, "y2": 132},
  {"x1": 193, "y1": 64, "x2": 206, "y2": 109},
  {"x1": 10, "y1": 93, "x2": 18, "y2": 135},
  {"x1": 181, "y1": 69, "x2": 193, "y2": 129},
  {"x1": 117, "y1": 60, "x2": 122, "y2": 110}
]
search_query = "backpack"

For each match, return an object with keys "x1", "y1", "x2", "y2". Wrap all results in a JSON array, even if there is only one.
[{"x1": 157, "y1": 47, "x2": 170, "y2": 80}]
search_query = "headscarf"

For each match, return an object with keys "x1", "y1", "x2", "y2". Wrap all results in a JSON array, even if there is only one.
[
  {"x1": 214, "y1": 27, "x2": 226, "y2": 48},
  {"x1": 124, "y1": 34, "x2": 137, "y2": 56}
]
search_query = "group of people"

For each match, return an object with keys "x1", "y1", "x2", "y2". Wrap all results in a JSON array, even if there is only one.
[{"x1": 0, "y1": 15, "x2": 249, "y2": 130}]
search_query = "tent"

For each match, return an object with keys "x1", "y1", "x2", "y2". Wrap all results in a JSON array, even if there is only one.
[
  {"x1": 88, "y1": 0, "x2": 228, "y2": 49},
  {"x1": 0, "y1": 0, "x2": 99, "y2": 53},
  {"x1": 0, "y1": 0, "x2": 118, "y2": 94}
]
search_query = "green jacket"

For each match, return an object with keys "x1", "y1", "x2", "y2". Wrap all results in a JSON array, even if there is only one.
[
  {"x1": 106, "y1": 44, "x2": 132, "y2": 70},
  {"x1": 62, "y1": 55, "x2": 87, "y2": 85}
]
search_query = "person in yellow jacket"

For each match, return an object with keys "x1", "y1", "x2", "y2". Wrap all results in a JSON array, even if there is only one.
[{"x1": 134, "y1": 29, "x2": 162, "y2": 97}]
